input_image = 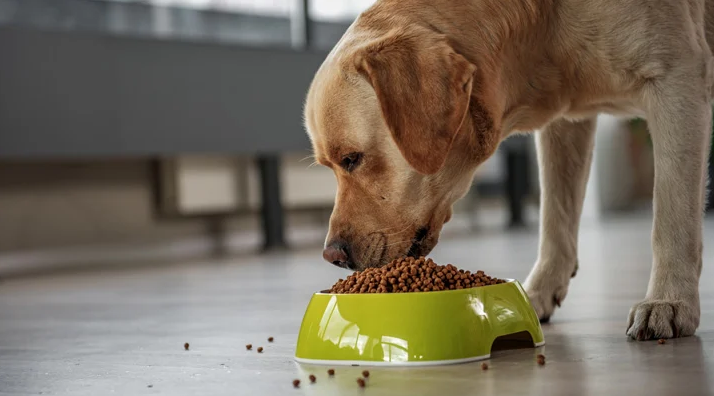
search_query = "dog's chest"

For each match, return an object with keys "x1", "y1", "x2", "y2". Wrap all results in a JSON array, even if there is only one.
[{"x1": 564, "y1": 99, "x2": 645, "y2": 120}]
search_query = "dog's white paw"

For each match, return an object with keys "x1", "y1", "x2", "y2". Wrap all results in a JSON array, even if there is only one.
[
  {"x1": 525, "y1": 285, "x2": 567, "y2": 323},
  {"x1": 523, "y1": 262, "x2": 576, "y2": 322},
  {"x1": 626, "y1": 299, "x2": 699, "y2": 340}
]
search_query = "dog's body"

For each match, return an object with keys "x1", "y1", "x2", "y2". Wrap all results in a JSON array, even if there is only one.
[{"x1": 304, "y1": 0, "x2": 713, "y2": 340}]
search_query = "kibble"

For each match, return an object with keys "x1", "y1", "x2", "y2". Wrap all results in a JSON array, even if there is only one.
[
  {"x1": 257, "y1": 347, "x2": 264, "y2": 353},
  {"x1": 268, "y1": 337, "x2": 274, "y2": 343},
  {"x1": 481, "y1": 362, "x2": 489, "y2": 370},
  {"x1": 292, "y1": 379, "x2": 300, "y2": 388},
  {"x1": 357, "y1": 378, "x2": 366, "y2": 388},
  {"x1": 309, "y1": 374, "x2": 316, "y2": 383},
  {"x1": 362, "y1": 370, "x2": 370, "y2": 378},
  {"x1": 327, "y1": 256, "x2": 506, "y2": 294},
  {"x1": 537, "y1": 354, "x2": 546, "y2": 365},
  {"x1": 184, "y1": 342, "x2": 189, "y2": 351},
  {"x1": 658, "y1": 338, "x2": 666, "y2": 345},
  {"x1": 327, "y1": 369, "x2": 335, "y2": 376},
  {"x1": 246, "y1": 344, "x2": 252, "y2": 350}
]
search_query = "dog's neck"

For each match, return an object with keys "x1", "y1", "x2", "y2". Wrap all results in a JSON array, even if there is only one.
[
  {"x1": 355, "y1": 0, "x2": 567, "y2": 160},
  {"x1": 360, "y1": 0, "x2": 554, "y2": 48},
  {"x1": 460, "y1": 0, "x2": 555, "y2": 54},
  {"x1": 458, "y1": 0, "x2": 561, "y2": 135}
]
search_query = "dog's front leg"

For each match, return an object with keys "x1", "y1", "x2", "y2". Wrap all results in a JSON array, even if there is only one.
[
  {"x1": 524, "y1": 117, "x2": 596, "y2": 322},
  {"x1": 626, "y1": 72, "x2": 710, "y2": 340}
]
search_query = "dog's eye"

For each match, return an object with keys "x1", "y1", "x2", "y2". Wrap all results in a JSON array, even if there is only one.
[{"x1": 340, "y1": 152, "x2": 363, "y2": 172}]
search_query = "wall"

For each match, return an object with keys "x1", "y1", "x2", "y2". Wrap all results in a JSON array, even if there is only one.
[{"x1": 0, "y1": 160, "x2": 243, "y2": 251}]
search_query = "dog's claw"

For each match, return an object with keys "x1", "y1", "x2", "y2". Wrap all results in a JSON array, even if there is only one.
[{"x1": 670, "y1": 306, "x2": 679, "y2": 338}]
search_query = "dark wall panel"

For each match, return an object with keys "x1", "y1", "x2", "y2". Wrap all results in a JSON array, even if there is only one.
[{"x1": 0, "y1": 27, "x2": 330, "y2": 158}]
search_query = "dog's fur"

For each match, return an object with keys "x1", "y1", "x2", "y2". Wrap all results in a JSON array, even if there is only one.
[{"x1": 304, "y1": 0, "x2": 713, "y2": 340}]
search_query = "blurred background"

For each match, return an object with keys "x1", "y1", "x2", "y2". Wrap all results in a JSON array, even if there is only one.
[{"x1": 0, "y1": 0, "x2": 712, "y2": 278}]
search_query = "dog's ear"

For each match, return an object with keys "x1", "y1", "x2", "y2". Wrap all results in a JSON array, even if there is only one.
[{"x1": 355, "y1": 32, "x2": 476, "y2": 175}]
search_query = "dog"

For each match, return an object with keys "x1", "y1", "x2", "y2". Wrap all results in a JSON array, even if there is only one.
[{"x1": 303, "y1": 0, "x2": 713, "y2": 340}]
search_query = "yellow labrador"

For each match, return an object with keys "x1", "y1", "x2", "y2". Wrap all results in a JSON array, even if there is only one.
[{"x1": 303, "y1": 0, "x2": 713, "y2": 340}]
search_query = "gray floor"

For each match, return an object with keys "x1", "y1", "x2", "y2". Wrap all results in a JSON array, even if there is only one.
[{"x1": 1, "y1": 214, "x2": 714, "y2": 396}]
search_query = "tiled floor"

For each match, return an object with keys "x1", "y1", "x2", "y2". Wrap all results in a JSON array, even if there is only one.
[{"x1": 1, "y1": 214, "x2": 713, "y2": 396}]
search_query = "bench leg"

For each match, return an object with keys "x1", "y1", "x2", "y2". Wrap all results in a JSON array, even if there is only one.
[
  {"x1": 258, "y1": 155, "x2": 287, "y2": 251},
  {"x1": 504, "y1": 143, "x2": 531, "y2": 228}
]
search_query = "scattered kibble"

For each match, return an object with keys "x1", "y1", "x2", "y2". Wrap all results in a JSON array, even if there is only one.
[
  {"x1": 362, "y1": 370, "x2": 370, "y2": 378},
  {"x1": 327, "y1": 369, "x2": 335, "y2": 376},
  {"x1": 328, "y1": 256, "x2": 506, "y2": 294},
  {"x1": 268, "y1": 337, "x2": 274, "y2": 343},
  {"x1": 292, "y1": 379, "x2": 300, "y2": 388},
  {"x1": 257, "y1": 347, "x2": 264, "y2": 353},
  {"x1": 309, "y1": 374, "x2": 316, "y2": 383},
  {"x1": 658, "y1": 339, "x2": 666, "y2": 345},
  {"x1": 184, "y1": 343, "x2": 189, "y2": 351},
  {"x1": 357, "y1": 378, "x2": 366, "y2": 388},
  {"x1": 246, "y1": 344, "x2": 252, "y2": 351},
  {"x1": 481, "y1": 362, "x2": 489, "y2": 370},
  {"x1": 537, "y1": 354, "x2": 546, "y2": 365}
]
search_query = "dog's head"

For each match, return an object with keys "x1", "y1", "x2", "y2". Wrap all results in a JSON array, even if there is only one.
[{"x1": 304, "y1": 23, "x2": 503, "y2": 270}]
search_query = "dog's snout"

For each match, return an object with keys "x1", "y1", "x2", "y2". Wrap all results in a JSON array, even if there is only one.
[{"x1": 323, "y1": 240, "x2": 353, "y2": 269}]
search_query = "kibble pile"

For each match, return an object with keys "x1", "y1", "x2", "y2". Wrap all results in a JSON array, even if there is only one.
[{"x1": 327, "y1": 256, "x2": 506, "y2": 294}]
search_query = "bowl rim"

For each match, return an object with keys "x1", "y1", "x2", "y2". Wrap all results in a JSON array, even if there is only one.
[
  {"x1": 294, "y1": 354, "x2": 491, "y2": 367},
  {"x1": 315, "y1": 278, "x2": 518, "y2": 296}
]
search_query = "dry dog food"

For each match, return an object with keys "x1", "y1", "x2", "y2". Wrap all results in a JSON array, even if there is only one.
[
  {"x1": 257, "y1": 347, "x2": 264, "y2": 353},
  {"x1": 481, "y1": 362, "x2": 489, "y2": 370},
  {"x1": 357, "y1": 378, "x2": 366, "y2": 388},
  {"x1": 184, "y1": 343, "x2": 189, "y2": 351},
  {"x1": 292, "y1": 379, "x2": 300, "y2": 388},
  {"x1": 361, "y1": 370, "x2": 370, "y2": 378},
  {"x1": 658, "y1": 338, "x2": 666, "y2": 345},
  {"x1": 268, "y1": 337, "x2": 274, "y2": 343},
  {"x1": 327, "y1": 369, "x2": 335, "y2": 376},
  {"x1": 328, "y1": 256, "x2": 506, "y2": 294},
  {"x1": 537, "y1": 354, "x2": 546, "y2": 365},
  {"x1": 309, "y1": 374, "x2": 316, "y2": 383},
  {"x1": 246, "y1": 344, "x2": 252, "y2": 350}
]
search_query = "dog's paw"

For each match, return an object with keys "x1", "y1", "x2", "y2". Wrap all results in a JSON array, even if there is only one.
[
  {"x1": 523, "y1": 269, "x2": 571, "y2": 323},
  {"x1": 626, "y1": 299, "x2": 699, "y2": 340}
]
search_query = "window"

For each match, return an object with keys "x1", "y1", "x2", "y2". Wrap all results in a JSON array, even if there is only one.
[
  {"x1": 309, "y1": 0, "x2": 375, "y2": 21},
  {"x1": 93, "y1": 0, "x2": 376, "y2": 21}
]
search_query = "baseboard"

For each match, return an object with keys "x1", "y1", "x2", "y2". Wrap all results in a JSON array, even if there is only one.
[{"x1": 0, "y1": 225, "x2": 326, "y2": 279}]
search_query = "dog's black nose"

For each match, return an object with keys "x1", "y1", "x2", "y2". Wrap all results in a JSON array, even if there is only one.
[{"x1": 323, "y1": 240, "x2": 353, "y2": 269}]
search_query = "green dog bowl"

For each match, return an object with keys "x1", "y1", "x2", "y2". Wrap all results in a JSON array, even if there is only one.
[{"x1": 294, "y1": 279, "x2": 543, "y2": 366}]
